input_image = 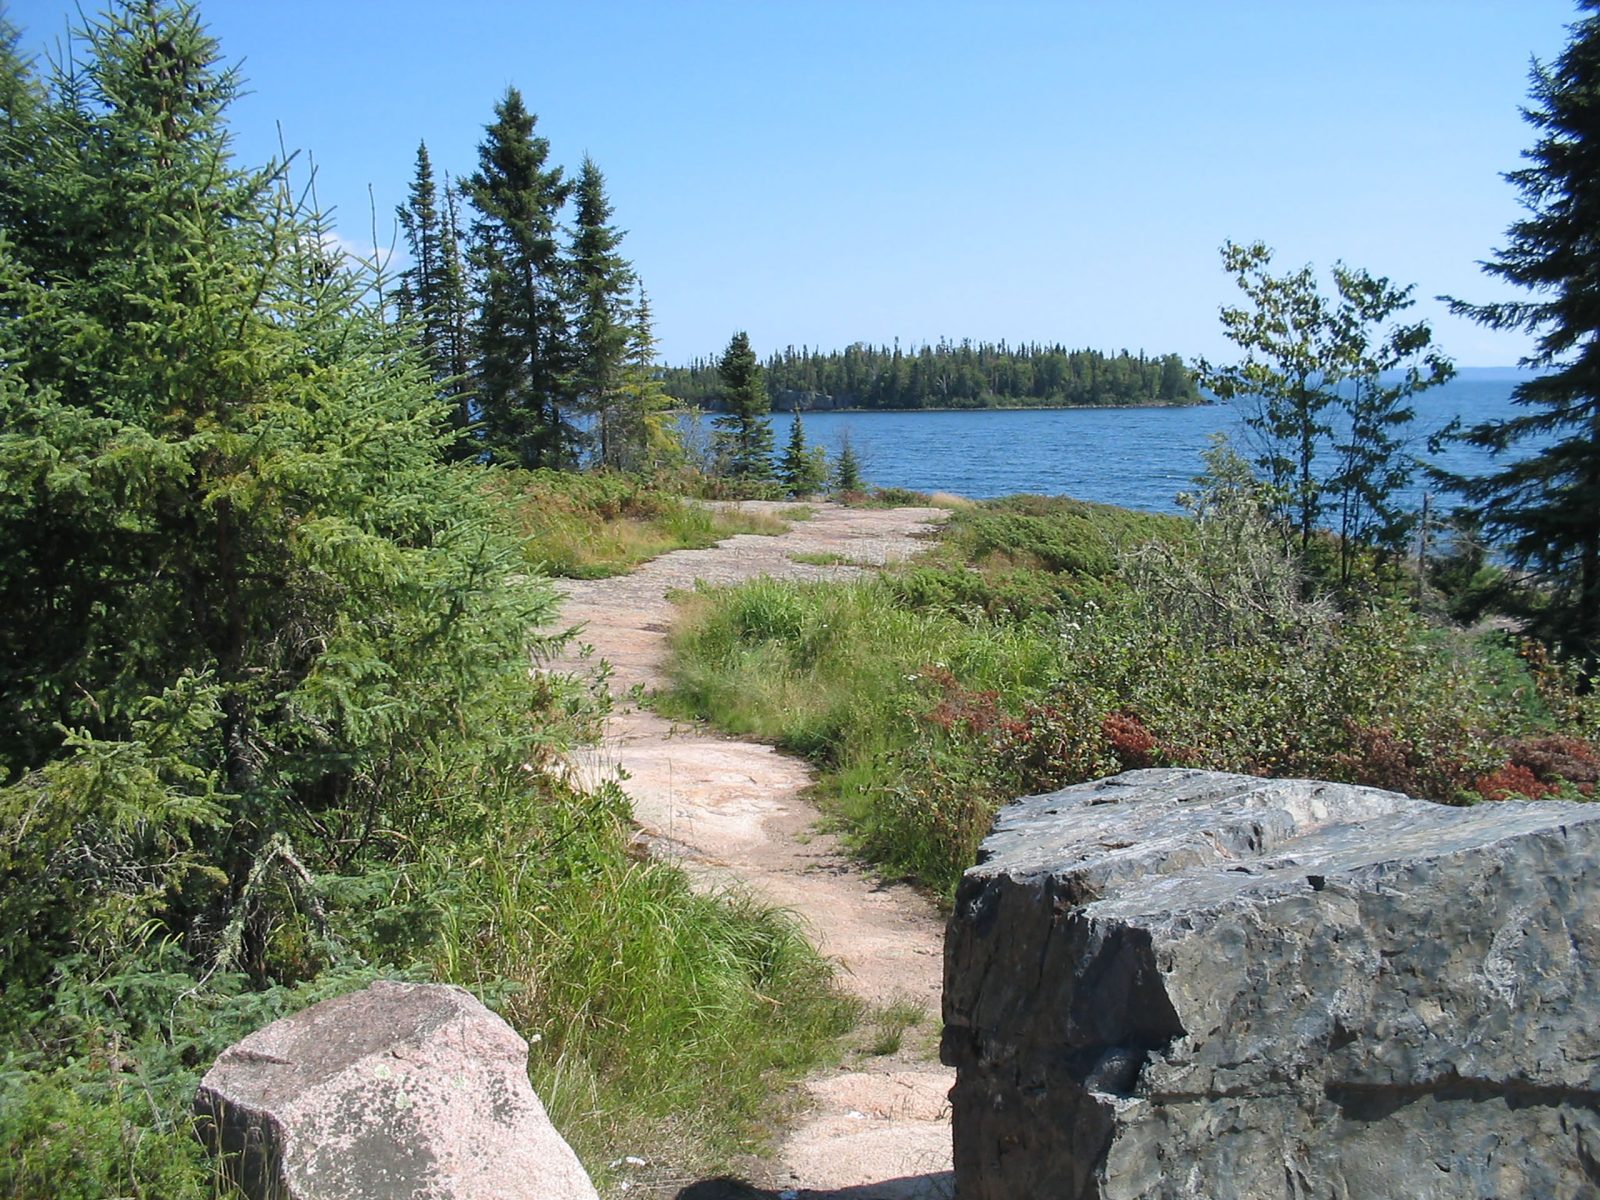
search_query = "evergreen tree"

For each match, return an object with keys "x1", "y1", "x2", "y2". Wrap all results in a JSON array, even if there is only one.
[
  {"x1": 713, "y1": 330, "x2": 774, "y2": 479},
  {"x1": 659, "y1": 340, "x2": 1199, "y2": 410},
  {"x1": 397, "y1": 143, "x2": 441, "y2": 348},
  {"x1": 464, "y1": 87, "x2": 573, "y2": 468},
  {"x1": 617, "y1": 285, "x2": 681, "y2": 470},
  {"x1": 397, "y1": 142, "x2": 474, "y2": 453},
  {"x1": 568, "y1": 155, "x2": 636, "y2": 468},
  {"x1": 832, "y1": 431, "x2": 863, "y2": 493},
  {"x1": 778, "y1": 410, "x2": 828, "y2": 496},
  {"x1": 1447, "y1": 2, "x2": 1600, "y2": 674},
  {"x1": 438, "y1": 175, "x2": 474, "y2": 444},
  {"x1": 0, "y1": 0, "x2": 559, "y2": 995}
]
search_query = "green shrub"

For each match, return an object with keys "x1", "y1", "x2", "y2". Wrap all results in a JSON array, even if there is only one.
[
  {"x1": 0, "y1": 7, "x2": 854, "y2": 1190},
  {"x1": 664, "y1": 488, "x2": 1598, "y2": 897}
]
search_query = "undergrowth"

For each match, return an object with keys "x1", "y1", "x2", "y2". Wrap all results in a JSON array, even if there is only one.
[{"x1": 662, "y1": 491, "x2": 1600, "y2": 897}]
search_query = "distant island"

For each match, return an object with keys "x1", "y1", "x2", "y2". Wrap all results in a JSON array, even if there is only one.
[{"x1": 662, "y1": 340, "x2": 1202, "y2": 411}]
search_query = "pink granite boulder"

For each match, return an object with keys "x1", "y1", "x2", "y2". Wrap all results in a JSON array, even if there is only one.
[{"x1": 195, "y1": 980, "x2": 597, "y2": 1200}]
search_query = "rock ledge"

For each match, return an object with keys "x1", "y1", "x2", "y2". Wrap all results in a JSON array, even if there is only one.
[{"x1": 942, "y1": 768, "x2": 1600, "y2": 1199}]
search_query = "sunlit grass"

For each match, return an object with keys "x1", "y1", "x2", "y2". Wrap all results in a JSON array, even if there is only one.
[
  {"x1": 659, "y1": 495, "x2": 1600, "y2": 899},
  {"x1": 411, "y1": 778, "x2": 859, "y2": 1185},
  {"x1": 485, "y1": 468, "x2": 790, "y2": 578}
]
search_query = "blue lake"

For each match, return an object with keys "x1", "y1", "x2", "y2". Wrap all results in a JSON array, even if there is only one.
[{"x1": 768, "y1": 373, "x2": 1537, "y2": 515}]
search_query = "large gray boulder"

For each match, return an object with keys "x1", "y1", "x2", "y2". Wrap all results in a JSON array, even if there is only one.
[
  {"x1": 941, "y1": 768, "x2": 1600, "y2": 1199},
  {"x1": 196, "y1": 979, "x2": 598, "y2": 1200}
]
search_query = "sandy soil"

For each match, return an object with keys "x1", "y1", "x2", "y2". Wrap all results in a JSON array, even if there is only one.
[{"x1": 549, "y1": 502, "x2": 955, "y2": 1200}]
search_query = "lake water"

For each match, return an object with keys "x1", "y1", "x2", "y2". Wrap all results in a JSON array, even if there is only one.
[{"x1": 769, "y1": 373, "x2": 1537, "y2": 515}]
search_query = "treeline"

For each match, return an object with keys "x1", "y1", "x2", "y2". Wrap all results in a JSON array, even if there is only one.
[
  {"x1": 394, "y1": 102, "x2": 675, "y2": 472},
  {"x1": 661, "y1": 341, "x2": 1200, "y2": 410}
]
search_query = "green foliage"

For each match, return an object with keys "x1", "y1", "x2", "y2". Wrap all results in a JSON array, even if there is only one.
[
  {"x1": 1444, "y1": 3, "x2": 1600, "y2": 676},
  {"x1": 832, "y1": 432, "x2": 863, "y2": 493},
  {"x1": 1195, "y1": 241, "x2": 1452, "y2": 559},
  {"x1": 778, "y1": 411, "x2": 829, "y2": 497},
  {"x1": 396, "y1": 141, "x2": 474, "y2": 455},
  {"x1": 1425, "y1": 509, "x2": 1507, "y2": 625},
  {"x1": 0, "y1": 0, "x2": 576, "y2": 1076},
  {"x1": 0, "y1": 674, "x2": 226, "y2": 1017},
  {"x1": 665, "y1": 487, "x2": 1597, "y2": 896},
  {"x1": 464, "y1": 86, "x2": 574, "y2": 469},
  {"x1": 570, "y1": 156, "x2": 644, "y2": 470},
  {"x1": 663, "y1": 340, "x2": 1200, "y2": 410},
  {"x1": 380, "y1": 772, "x2": 858, "y2": 1172},
  {"x1": 713, "y1": 330, "x2": 776, "y2": 480},
  {"x1": 0, "y1": 6, "x2": 854, "y2": 1189},
  {"x1": 617, "y1": 287, "x2": 685, "y2": 472},
  {"x1": 0, "y1": 1065, "x2": 221, "y2": 1200},
  {"x1": 937, "y1": 493, "x2": 1188, "y2": 579},
  {"x1": 487, "y1": 468, "x2": 790, "y2": 577}
]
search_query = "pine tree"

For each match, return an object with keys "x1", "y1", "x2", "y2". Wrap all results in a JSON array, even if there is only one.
[
  {"x1": 397, "y1": 142, "x2": 473, "y2": 453},
  {"x1": 1447, "y1": 3, "x2": 1600, "y2": 674},
  {"x1": 832, "y1": 431, "x2": 863, "y2": 493},
  {"x1": 617, "y1": 285, "x2": 681, "y2": 470},
  {"x1": 778, "y1": 410, "x2": 827, "y2": 496},
  {"x1": 568, "y1": 155, "x2": 636, "y2": 468},
  {"x1": 713, "y1": 330, "x2": 774, "y2": 479},
  {"x1": 464, "y1": 87, "x2": 573, "y2": 469}
]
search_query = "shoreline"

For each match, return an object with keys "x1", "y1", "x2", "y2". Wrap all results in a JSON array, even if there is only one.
[{"x1": 679, "y1": 399, "x2": 1216, "y2": 416}]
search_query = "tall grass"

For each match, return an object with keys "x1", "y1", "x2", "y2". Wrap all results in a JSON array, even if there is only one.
[
  {"x1": 486, "y1": 468, "x2": 789, "y2": 578},
  {"x1": 408, "y1": 777, "x2": 857, "y2": 1178},
  {"x1": 0, "y1": 773, "x2": 855, "y2": 1198},
  {"x1": 662, "y1": 495, "x2": 1600, "y2": 896}
]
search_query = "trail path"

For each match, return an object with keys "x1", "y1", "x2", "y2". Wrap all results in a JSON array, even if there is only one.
[{"x1": 550, "y1": 502, "x2": 955, "y2": 1200}]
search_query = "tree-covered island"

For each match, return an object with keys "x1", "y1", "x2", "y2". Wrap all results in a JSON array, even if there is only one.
[{"x1": 661, "y1": 340, "x2": 1201, "y2": 411}]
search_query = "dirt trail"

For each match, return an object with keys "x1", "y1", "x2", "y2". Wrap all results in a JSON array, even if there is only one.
[{"x1": 550, "y1": 502, "x2": 955, "y2": 1200}]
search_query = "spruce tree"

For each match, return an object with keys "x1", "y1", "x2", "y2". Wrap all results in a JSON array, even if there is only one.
[
  {"x1": 464, "y1": 87, "x2": 573, "y2": 469},
  {"x1": 779, "y1": 410, "x2": 827, "y2": 496},
  {"x1": 397, "y1": 141, "x2": 474, "y2": 452},
  {"x1": 618, "y1": 285, "x2": 680, "y2": 470},
  {"x1": 1447, "y1": 2, "x2": 1600, "y2": 674},
  {"x1": 713, "y1": 330, "x2": 774, "y2": 479},
  {"x1": 397, "y1": 143, "x2": 441, "y2": 349},
  {"x1": 438, "y1": 175, "x2": 474, "y2": 446},
  {"x1": 833, "y1": 431, "x2": 863, "y2": 493},
  {"x1": 0, "y1": 0, "x2": 559, "y2": 991},
  {"x1": 568, "y1": 155, "x2": 636, "y2": 468}
]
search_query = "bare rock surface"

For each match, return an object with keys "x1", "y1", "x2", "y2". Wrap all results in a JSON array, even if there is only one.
[
  {"x1": 550, "y1": 502, "x2": 954, "y2": 1199},
  {"x1": 196, "y1": 979, "x2": 597, "y2": 1200},
  {"x1": 943, "y1": 767, "x2": 1600, "y2": 1200}
]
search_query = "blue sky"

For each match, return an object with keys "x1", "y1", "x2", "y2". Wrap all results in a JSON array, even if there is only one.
[{"x1": 6, "y1": 1, "x2": 1580, "y2": 366}]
